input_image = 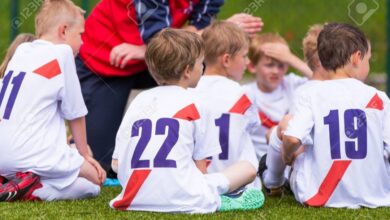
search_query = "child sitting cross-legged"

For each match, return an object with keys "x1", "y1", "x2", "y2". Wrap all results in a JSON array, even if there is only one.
[{"x1": 109, "y1": 28, "x2": 264, "y2": 213}]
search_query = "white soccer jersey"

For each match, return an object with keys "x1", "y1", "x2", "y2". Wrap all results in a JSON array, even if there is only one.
[
  {"x1": 243, "y1": 73, "x2": 307, "y2": 158},
  {"x1": 110, "y1": 86, "x2": 225, "y2": 213},
  {"x1": 285, "y1": 78, "x2": 390, "y2": 208},
  {"x1": 0, "y1": 40, "x2": 86, "y2": 190},
  {"x1": 195, "y1": 76, "x2": 259, "y2": 173}
]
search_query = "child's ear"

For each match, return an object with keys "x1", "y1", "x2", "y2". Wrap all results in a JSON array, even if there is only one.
[
  {"x1": 183, "y1": 65, "x2": 191, "y2": 80},
  {"x1": 247, "y1": 61, "x2": 256, "y2": 74},
  {"x1": 221, "y1": 53, "x2": 231, "y2": 68},
  {"x1": 58, "y1": 24, "x2": 67, "y2": 40},
  {"x1": 351, "y1": 50, "x2": 362, "y2": 66}
]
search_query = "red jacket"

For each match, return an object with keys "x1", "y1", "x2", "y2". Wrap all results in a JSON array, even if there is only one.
[{"x1": 79, "y1": 0, "x2": 224, "y2": 77}]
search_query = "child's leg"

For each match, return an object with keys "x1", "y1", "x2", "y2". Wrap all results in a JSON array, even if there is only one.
[
  {"x1": 32, "y1": 177, "x2": 100, "y2": 201},
  {"x1": 262, "y1": 127, "x2": 286, "y2": 188},
  {"x1": 221, "y1": 161, "x2": 257, "y2": 193},
  {"x1": 79, "y1": 160, "x2": 101, "y2": 185}
]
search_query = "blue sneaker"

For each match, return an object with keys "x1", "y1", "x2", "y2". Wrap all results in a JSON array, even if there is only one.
[
  {"x1": 219, "y1": 188, "x2": 265, "y2": 212},
  {"x1": 103, "y1": 178, "x2": 120, "y2": 186}
]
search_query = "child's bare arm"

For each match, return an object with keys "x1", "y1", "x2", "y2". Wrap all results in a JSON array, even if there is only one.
[
  {"x1": 282, "y1": 135, "x2": 302, "y2": 165},
  {"x1": 69, "y1": 117, "x2": 106, "y2": 183},
  {"x1": 194, "y1": 159, "x2": 208, "y2": 174},
  {"x1": 261, "y1": 43, "x2": 313, "y2": 78}
]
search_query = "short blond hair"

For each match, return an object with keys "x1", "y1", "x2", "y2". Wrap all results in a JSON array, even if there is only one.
[
  {"x1": 35, "y1": 0, "x2": 85, "y2": 37},
  {"x1": 145, "y1": 28, "x2": 204, "y2": 84},
  {"x1": 249, "y1": 33, "x2": 288, "y2": 64},
  {"x1": 0, "y1": 33, "x2": 37, "y2": 78},
  {"x1": 303, "y1": 24, "x2": 324, "y2": 71},
  {"x1": 201, "y1": 21, "x2": 248, "y2": 65}
]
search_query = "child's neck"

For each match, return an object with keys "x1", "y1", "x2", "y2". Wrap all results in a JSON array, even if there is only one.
[
  {"x1": 329, "y1": 67, "x2": 355, "y2": 80},
  {"x1": 39, "y1": 34, "x2": 63, "y2": 45},
  {"x1": 204, "y1": 65, "x2": 228, "y2": 78}
]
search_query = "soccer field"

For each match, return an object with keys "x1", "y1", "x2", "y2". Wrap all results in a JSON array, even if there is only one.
[{"x1": 2, "y1": 187, "x2": 390, "y2": 219}]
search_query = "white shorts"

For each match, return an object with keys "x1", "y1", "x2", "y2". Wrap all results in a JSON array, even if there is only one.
[{"x1": 1, "y1": 147, "x2": 84, "y2": 190}]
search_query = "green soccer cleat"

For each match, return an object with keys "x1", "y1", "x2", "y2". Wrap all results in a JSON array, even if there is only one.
[{"x1": 219, "y1": 188, "x2": 265, "y2": 212}]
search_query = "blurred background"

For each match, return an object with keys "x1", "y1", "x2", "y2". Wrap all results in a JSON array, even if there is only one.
[{"x1": 0, "y1": 0, "x2": 387, "y2": 91}]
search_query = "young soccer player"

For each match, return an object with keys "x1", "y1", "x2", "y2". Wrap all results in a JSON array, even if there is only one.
[
  {"x1": 259, "y1": 24, "x2": 328, "y2": 196},
  {"x1": 282, "y1": 23, "x2": 390, "y2": 208},
  {"x1": 0, "y1": 0, "x2": 105, "y2": 201},
  {"x1": 243, "y1": 33, "x2": 312, "y2": 159},
  {"x1": 195, "y1": 21, "x2": 259, "y2": 183},
  {"x1": 110, "y1": 28, "x2": 264, "y2": 213}
]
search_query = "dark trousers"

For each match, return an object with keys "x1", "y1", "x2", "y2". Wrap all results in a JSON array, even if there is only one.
[{"x1": 75, "y1": 56, "x2": 157, "y2": 177}]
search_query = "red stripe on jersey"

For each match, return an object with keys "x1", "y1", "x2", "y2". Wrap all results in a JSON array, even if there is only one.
[
  {"x1": 112, "y1": 169, "x2": 152, "y2": 210},
  {"x1": 33, "y1": 59, "x2": 62, "y2": 79},
  {"x1": 259, "y1": 111, "x2": 279, "y2": 129},
  {"x1": 229, "y1": 94, "x2": 252, "y2": 115},
  {"x1": 304, "y1": 160, "x2": 351, "y2": 207},
  {"x1": 366, "y1": 93, "x2": 384, "y2": 110},
  {"x1": 173, "y1": 104, "x2": 200, "y2": 121}
]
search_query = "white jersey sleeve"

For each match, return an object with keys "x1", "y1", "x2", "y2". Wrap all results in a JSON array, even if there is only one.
[
  {"x1": 284, "y1": 90, "x2": 314, "y2": 146},
  {"x1": 58, "y1": 46, "x2": 87, "y2": 120}
]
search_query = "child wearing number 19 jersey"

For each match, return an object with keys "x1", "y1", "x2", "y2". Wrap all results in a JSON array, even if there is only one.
[{"x1": 283, "y1": 23, "x2": 390, "y2": 208}]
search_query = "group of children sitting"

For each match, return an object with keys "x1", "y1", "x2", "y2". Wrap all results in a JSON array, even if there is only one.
[{"x1": 0, "y1": 0, "x2": 389, "y2": 214}]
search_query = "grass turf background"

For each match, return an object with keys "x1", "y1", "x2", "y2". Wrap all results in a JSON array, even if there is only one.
[{"x1": 1, "y1": 187, "x2": 390, "y2": 219}]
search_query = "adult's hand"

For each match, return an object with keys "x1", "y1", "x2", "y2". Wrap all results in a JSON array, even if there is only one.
[
  {"x1": 109, "y1": 43, "x2": 146, "y2": 69},
  {"x1": 226, "y1": 13, "x2": 263, "y2": 38}
]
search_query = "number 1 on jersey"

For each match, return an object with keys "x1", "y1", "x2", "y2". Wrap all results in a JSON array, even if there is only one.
[{"x1": 215, "y1": 113, "x2": 230, "y2": 160}]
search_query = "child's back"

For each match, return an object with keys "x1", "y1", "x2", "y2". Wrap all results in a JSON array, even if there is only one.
[
  {"x1": 196, "y1": 76, "x2": 258, "y2": 172},
  {"x1": 0, "y1": 40, "x2": 86, "y2": 189},
  {"x1": 284, "y1": 23, "x2": 390, "y2": 208},
  {"x1": 111, "y1": 86, "x2": 223, "y2": 212},
  {"x1": 287, "y1": 78, "x2": 390, "y2": 207}
]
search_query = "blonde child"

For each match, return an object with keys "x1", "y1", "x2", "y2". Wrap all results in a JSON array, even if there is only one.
[
  {"x1": 244, "y1": 33, "x2": 312, "y2": 159},
  {"x1": 110, "y1": 28, "x2": 264, "y2": 213},
  {"x1": 0, "y1": 0, "x2": 105, "y2": 201},
  {"x1": 195, "y1": 21, "x2": 260, "y2": 188},
  {"x1": 259, "y1": 24, "x2": 328, "y2": 196}
]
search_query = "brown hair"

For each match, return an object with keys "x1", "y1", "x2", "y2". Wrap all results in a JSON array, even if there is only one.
[
  {"x1": 201, "y1": 21, "x2": 248, "y2": 65},
  {"x1": 35, "y1": 0, "x2": 85, "y2": 37},
  {"x1": 0, "y1": 33, "x2": 37, "y2": 78},
  {"x1": 249, "y1": 33, "x2": 288, "y2": 64},
  {"x1": 302, "y1": 24, "x2": 324, "y2": 71},
  {"x1": 145, "y1": 28, "x2": 204, "y2": 84},
  {"x1": 317, "y1": 23, "x2": 369, "y2": 72}
]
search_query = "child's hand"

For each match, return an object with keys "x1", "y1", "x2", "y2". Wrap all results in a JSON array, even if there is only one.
[
  {"x1": 261, "y1": 43, "x2": 313, "y2": 77},
  {"x1": 85, "y1": 156, "x2": 107, "y2": 184},
  {"x1": 226, "y1": 13, "x2": 264, "y2": 38},
  {"x1": 110, "y1": 43, "x2": 146, "y2": 69},
  {"x1": 260, "y1": 43, "x2": 293, "y2": 64}
]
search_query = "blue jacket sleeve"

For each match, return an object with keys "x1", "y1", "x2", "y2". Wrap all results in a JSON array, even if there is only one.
[
  {"x1": 188, "y1": 0, "x2": 224, "y2": 30},
  {"x1": 134, "y1": 0, "x2": 171, "y2": 43}
]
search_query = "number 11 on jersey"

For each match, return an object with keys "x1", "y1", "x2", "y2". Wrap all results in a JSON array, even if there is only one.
[{"x1": 0, "y1": 70, "x2": 26, "y2": 120}]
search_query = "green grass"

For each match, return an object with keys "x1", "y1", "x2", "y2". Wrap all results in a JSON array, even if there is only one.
[{"x1": 1, "y1": 187, "x2": 390, "y2": 219}]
